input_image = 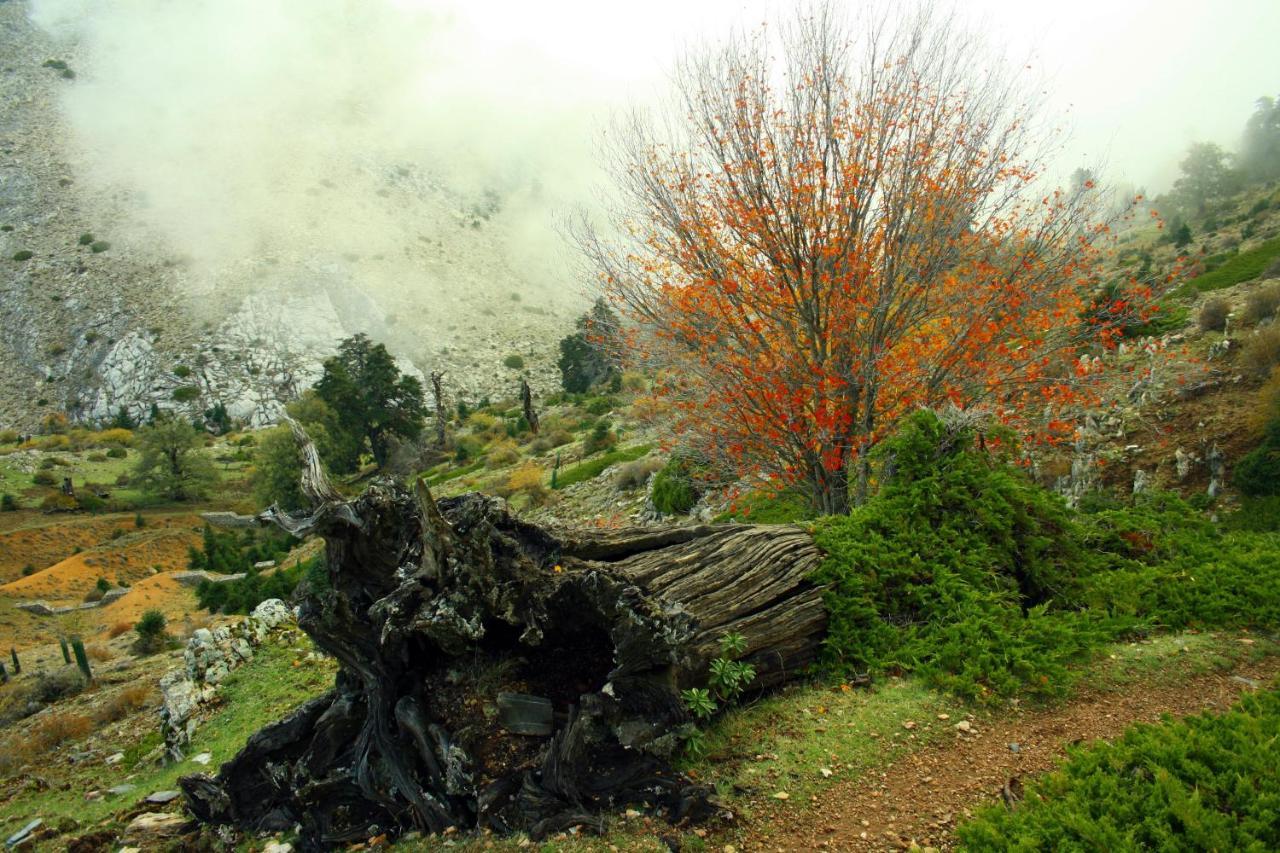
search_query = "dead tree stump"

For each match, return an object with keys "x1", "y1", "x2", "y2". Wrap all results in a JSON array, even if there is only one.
[{"x1": 181, "y1": 427, "x2": 826, "y2": 849}]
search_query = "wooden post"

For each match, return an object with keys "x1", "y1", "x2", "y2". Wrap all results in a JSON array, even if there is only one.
[{"x1": 59, "y1": 637, "x2": 71, "y2": 665}]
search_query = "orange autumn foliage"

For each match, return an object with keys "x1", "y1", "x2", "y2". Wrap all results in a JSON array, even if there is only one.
[{"x1": 582, "y1": 4, "x2": 1168, "y2": 513}]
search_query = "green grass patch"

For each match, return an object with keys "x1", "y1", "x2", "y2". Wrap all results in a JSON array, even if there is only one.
[
  {"x1": 421, "y1": 459, "x2": 485, "y2": 487},
  {"x1": 552, "y1": 444, "x2": 652, "y2": 490},
  {"x1": 0, "y1": 640, "x2": 336, "y2": 833},
  {"x1": 716, "y1": 488, "x2": 814, "y2": 524},
  {"x1": 683, "y1": 676, "x2": 953, "y2": 804},
  {"x1": 1177, "y1": 234, "x2": 1280, "y2": 295},
  {"x1": 957, "y1": 681, "x2": 1280, "y2": 851}
]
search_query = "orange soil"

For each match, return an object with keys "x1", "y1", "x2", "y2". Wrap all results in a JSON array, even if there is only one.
[
  {"x1": 0, "y1": 512, "x2": 203, "y2": 583},
  {"x1": 0, "y1": 528, "x2": 201, "y2": 601},
  {"x1": 95, "y1": 573, "x2": 198, "y2": 627}
]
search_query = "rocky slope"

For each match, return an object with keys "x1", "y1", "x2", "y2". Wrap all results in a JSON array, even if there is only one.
[{"x1": 0, "y1": 0, "x2": 581, "y2": 431}]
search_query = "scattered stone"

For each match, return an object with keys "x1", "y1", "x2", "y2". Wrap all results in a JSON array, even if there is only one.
[
  {"x1": 1231, "y1": 675, "x2": 1260, "y2": 688},
  {"x1": 104, "y1": 752, "x2": 124, "y2": 766},
  {"x1": 1008, "y1": 742, "x2": 1021, "y2": 753},
  {"x1": 5, "y1": 819, "x2": 41, "y2": 847},
  {"x1": 145, "y1": 790, "x2": 181, "y2": 804},
  {"x1": 936, "y1": 713, "x2": 950, "y2": 721},
  {"x1": 106, "y1": 784, "x2": 136, "y2": 796},
  {"x1": 263, "y1": 843, "x2": 294, "y2": 853},
  {"x1": 773, "y1": 791, "x2": 790, "y2": 800},
  {"x1": 954, "y1": 720, "x2": 972, "y2": 734},
  {"x1": 902, "y1": 720, "x2": 916, "y2": 730},
  {"x1": 819, "y1": 767, "x2": 833, "y2": 778},
  {"x1": 84, "y1": 791, "x2": 102, "y2": 801},
  {"x1": 121, "y1": 812, "x2": 186, "y2": 844},
  {"x1": 190, "y1": 752, "x2": 212, "y2": 765}
]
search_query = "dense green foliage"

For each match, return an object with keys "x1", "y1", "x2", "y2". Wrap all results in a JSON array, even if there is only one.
[
  {"x1": 133, "y1": 415, "x2": 217, "y2": 501},
  {"x1": 133, "y1": 609, "x2": 168, "y2": 654},
  {"x1": 196, "y1": 557, "x2": 322, "y2": 615},
  {"x1": 651, "y1": 455, "x2": 703, "y2": 515},
  {"x1": 812, "y1": 411, "x2": 1280, "y2": 704},
  {"x1": 957, "y1": 684, "x2": 1280, "y2": 851},
  {"x1": 1180, "y1": 234, "x2": 1280, "y2": 294},
  {"x1": 1234, "y1": 416, "x2": 1280, "y2": 496},
  {"x1": 558, "y1": 299, "x2": 618, "y2": 393},
  {"x1": 314, "y1": 333, "x2": 425, "y2": 469},
  {"x1": 187, "y1": 524, "x2": 297, "y2": 576}
]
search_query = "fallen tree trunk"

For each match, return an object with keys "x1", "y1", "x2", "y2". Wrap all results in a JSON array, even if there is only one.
[{"x1": 181, "y1": 428, "x2": 827, "y2": 849}]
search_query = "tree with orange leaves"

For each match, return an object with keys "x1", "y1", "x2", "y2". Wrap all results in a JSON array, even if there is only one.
[{"x1": 578, "y1": 3, "x2": 1157, "y2": 514}]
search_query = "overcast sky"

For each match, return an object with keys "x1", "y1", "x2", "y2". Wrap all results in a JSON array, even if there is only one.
[
  {"x1": 413, "y1": 0, "x2": 1280, "y2": 192},
  {"x1": 29, "y1": 0, "x2": 1279, "y2": 299}
]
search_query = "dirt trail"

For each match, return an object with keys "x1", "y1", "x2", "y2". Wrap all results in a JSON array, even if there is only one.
[{"x1": 753, "y1": 655, "x2": 1280, "y2": 852}]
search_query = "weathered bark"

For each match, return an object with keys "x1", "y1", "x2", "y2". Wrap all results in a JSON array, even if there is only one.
[
  {"x1": 430, "y1": 371, "x2": 447, "y2": 449},
  {"x1": 520, "y1": 377, "x2": 540, "y2": 436},
  {"x1": 181, "y1": 432, "x2": 826, "y2": 850}
]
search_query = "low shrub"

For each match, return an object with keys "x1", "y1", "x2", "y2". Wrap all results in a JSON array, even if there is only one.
[
  {"x1": 484, "y1": 440, "x2": 521, "y2": 469},
  {"x1": 651, "y1": 457, "x2": 701, "y2": 515},
  {"x1": 1242, "y1": 324, "x2": 1280, "y2": 375},
  {"x1": 133, "y1": 608, "x2": 169, "y2": 655},
  {"x1": 106, "y1": 620, "x2": 133, "y2": 639},
  {"x1": 615, "y1": 457, "x2": 662, "y2": 490},
  {"x1": 31, "y1": 470, "x2": 57, "y2": 487},
  {"x1": 502, "y1": 354, "x2": 525, "y2": 370},
  {"x1": 0, "y1": 494, "x2": 16, "y2": 512},
  {"x1": 1245, "y1": 283, "x2": 1280, "y2": 324},
  {"x1": 811, "y1": 410, "x2": 1280, "y2": 704},
  {"x1": 582, "y1": 420, "x2": 617, "y2": 455},
  {"x1": 93, "y1": 427, "x2": 134, "y2": 447},
  {"x1": 500, "y1": 462, "x2": 548, "y2": 504},
  {"x1": 1234, "y1": 415, "x2": 1280, "y2": 496},
  {"x1": 105, "y1": 447, "x2": 127, "y2": 459},
  {"x1": 957, "y1": 685, "x2": 1280, "y2": 851},
  {"x1": 1197, "y1": 296, "x2": 1230, "y2": 331},
  {"x1": 85, "y1": 643, "x2": 113, "y2": 662},
  {"x1": 95, "y1": 684, "x2": 153, "y2": 724},
  {"x1": 28, "y1": 668, "x2": 87, "y2": 706}
]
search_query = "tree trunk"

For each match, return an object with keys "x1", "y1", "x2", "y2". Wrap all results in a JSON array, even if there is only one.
[
  {"x1": 431, "y1": 371, "x2": 447, "y2": 449},
  {"x1": 180, "y1": 429, "x2": 827, "y2": 850},
  {"x1": 520, "y1": 377, "x2": 540, "y2": 435}
]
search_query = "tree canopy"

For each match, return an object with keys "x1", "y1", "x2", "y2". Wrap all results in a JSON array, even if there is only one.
[
  {"x1": 579, "y1": 4, "x2": 1148, "y2": 513},
  {"x1": 134, "y1": 415, "x2": 218, "y2": 501},
  {"x1": 557, "y1": 299, "x2": 619, "y2": 394},
  {"x1": 314, "y1": 334, "x2": 426, "y2": 470}
]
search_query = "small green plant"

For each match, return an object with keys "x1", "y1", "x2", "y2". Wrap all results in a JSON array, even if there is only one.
[
  {"x1": 105, "y1": 447, "x2": 127, "y2": 459},
  {"x1": 10, "y1": 648, "x2": 20, "y2": 676},
  {"x1": 0, "y1": 494, "x2": 16, "y2": 512},
  {"x1": 78, "y1": 233, "x2": 94, "y2": 246},
  {"x1": 133, "y1": 609, "x2": 168, "y2": 654},
  {"x1": 171, "y1": 385, "x2": 201, "y2": 402},
  {"x1": 12, "y1": 250, "x2": 33, "y2": 262},
  {"x1": 134, "y1": 511, "x2": 146, "y2": 528},
  {"x1": 89, "y1": 240, "x2": 110, "y2": 253},
  {"x1": 503, "y1": 354, "x2": 525, "y2": 370},
  {"x1": 680, "y1": 631, "x2": 757, "y2": 756},
  {"x1": 59, "y1": 637, "x2": 71, "y2": 665}
]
